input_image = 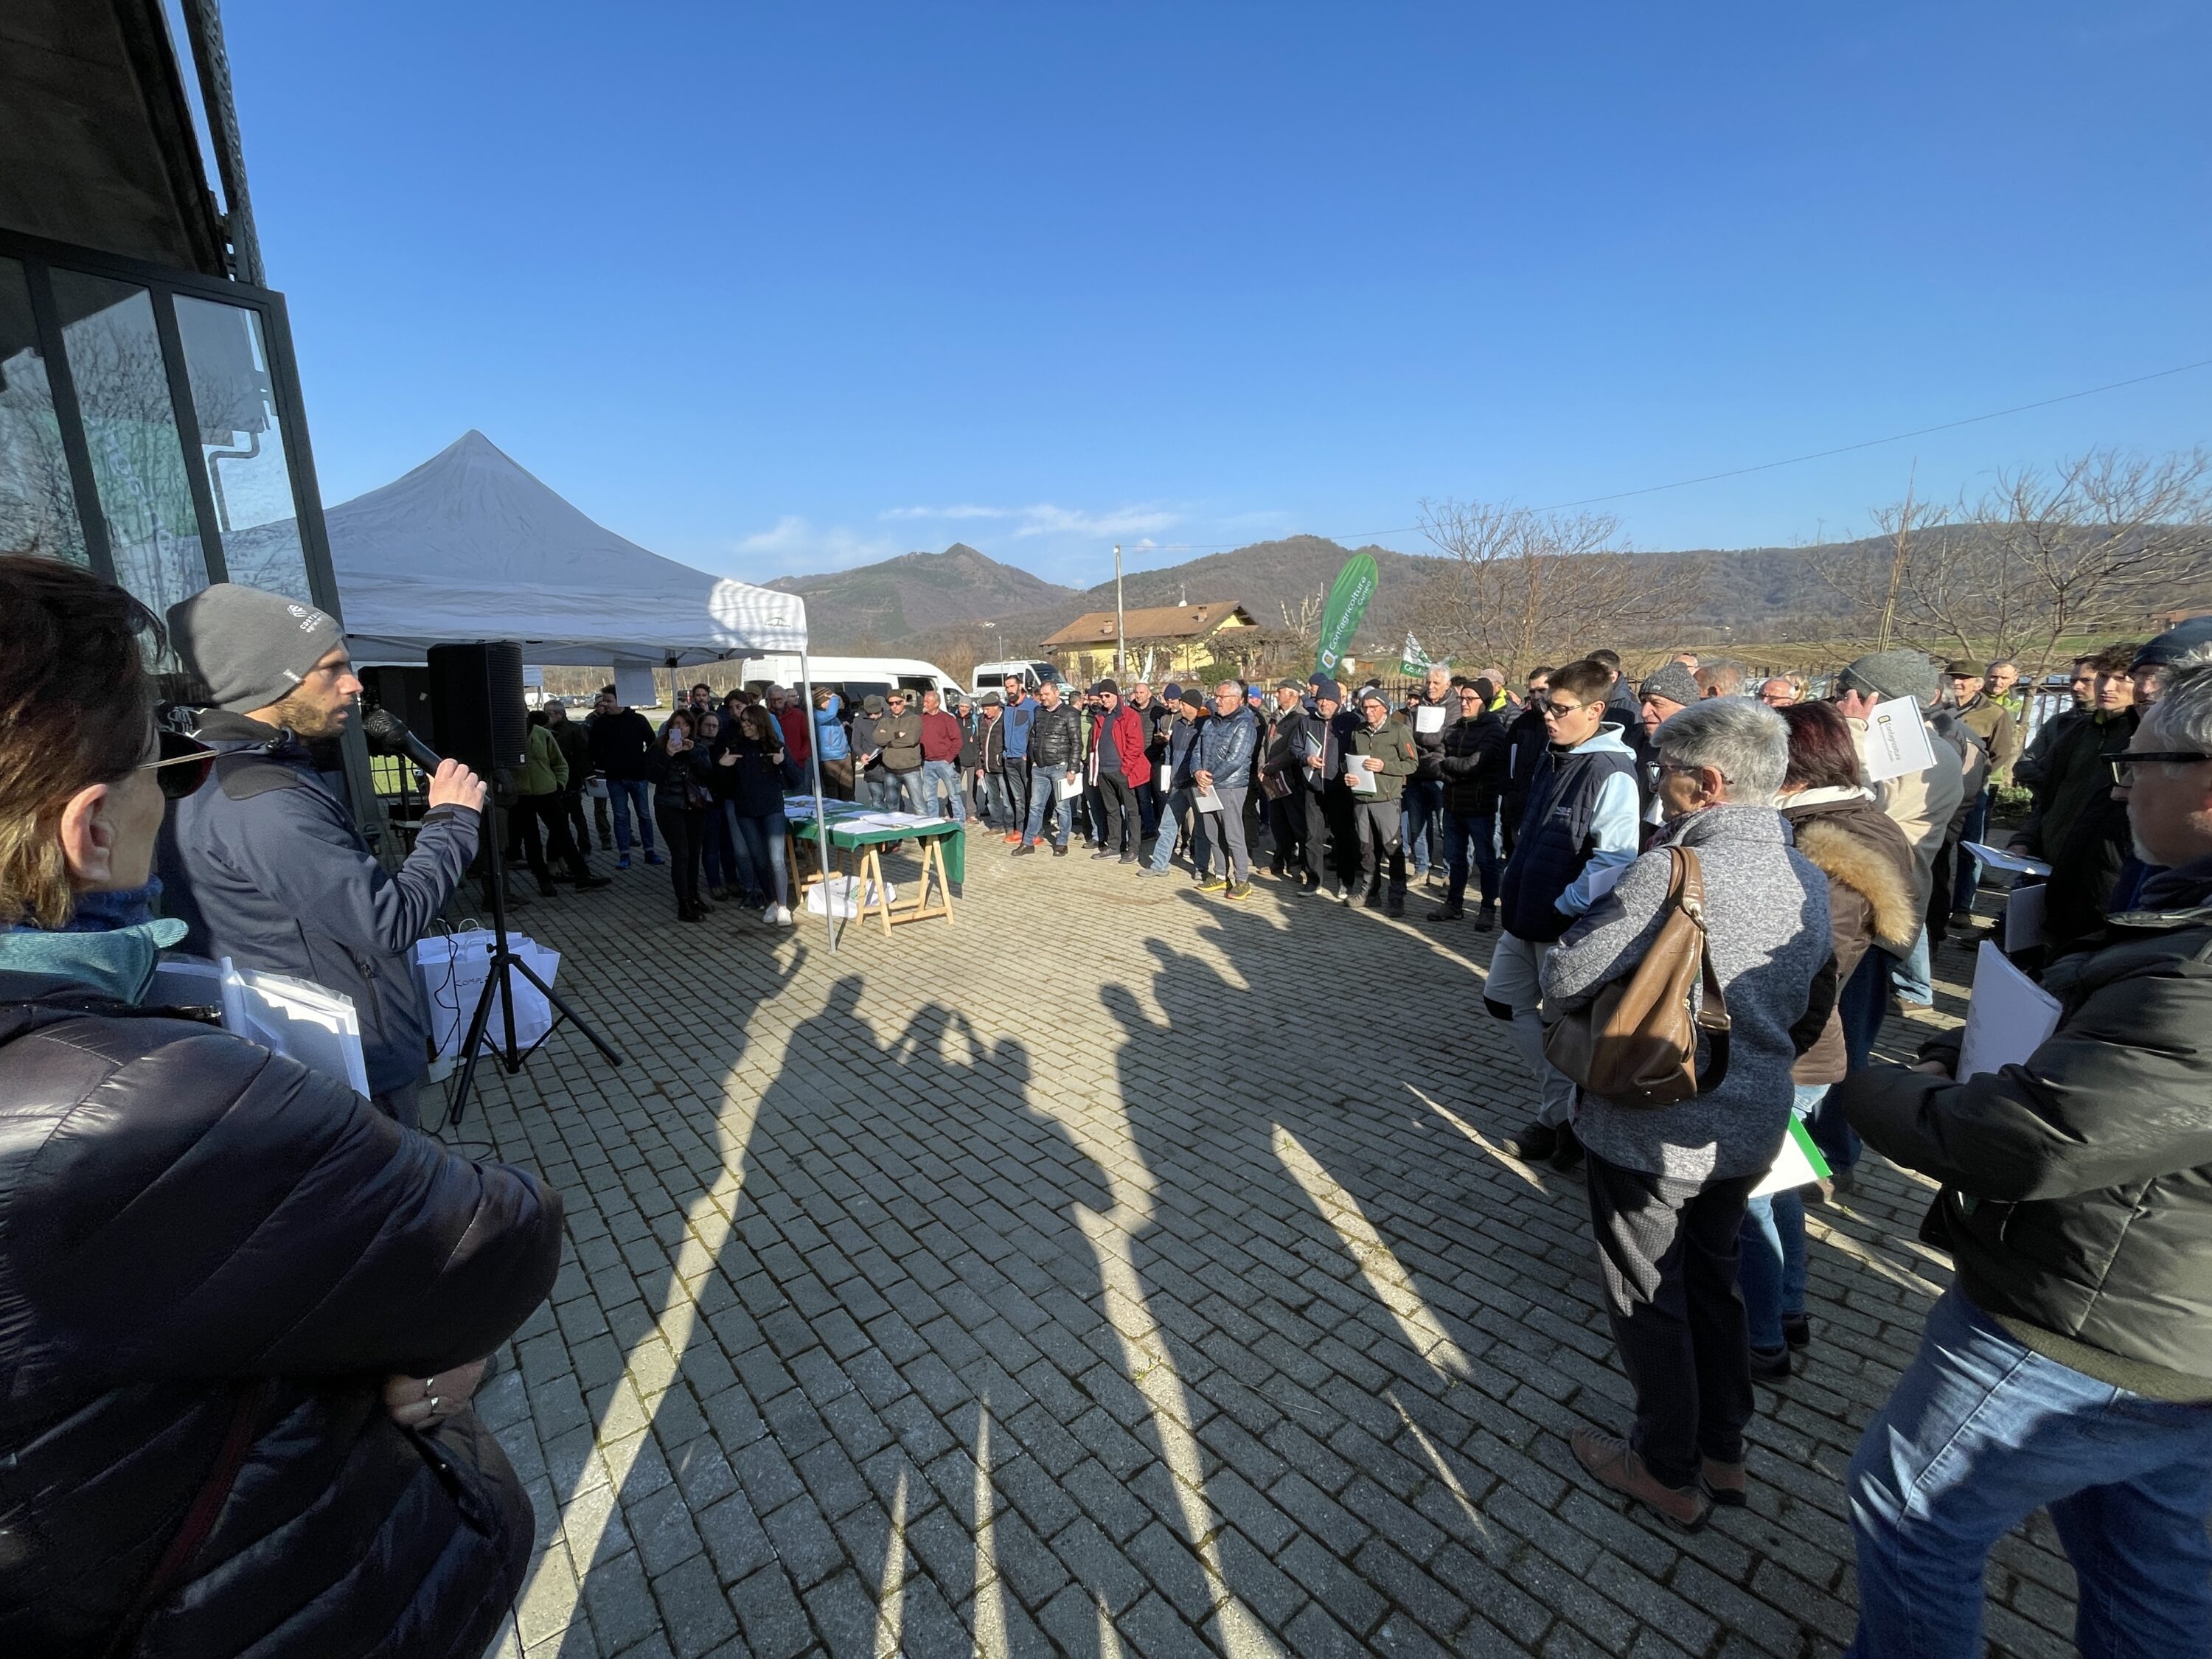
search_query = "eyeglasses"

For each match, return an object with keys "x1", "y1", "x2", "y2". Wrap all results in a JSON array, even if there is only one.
[
  {"x1": 136, "y1": 728, "x2": 217, "y2": 799},
  {"x1": 2108, "y1": 753, "x2": 2212, "y2": 787},
  {"x1": 1540, "y1": 700, "x2": 1586, "y2": 720}
]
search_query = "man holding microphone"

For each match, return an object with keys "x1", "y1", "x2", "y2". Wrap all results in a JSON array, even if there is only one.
[{"x1": 157, "y1": 583, "x2": 487, "y2": 1127}]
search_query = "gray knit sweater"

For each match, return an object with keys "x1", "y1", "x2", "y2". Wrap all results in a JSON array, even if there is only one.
[{"x1": 1540, "y1": 803, "x2": 1834, "y2": 1181}]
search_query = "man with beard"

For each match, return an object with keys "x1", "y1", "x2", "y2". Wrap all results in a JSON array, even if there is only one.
[{"x1": 158, "y1": 584, "x2": 487, "y2": 1128}]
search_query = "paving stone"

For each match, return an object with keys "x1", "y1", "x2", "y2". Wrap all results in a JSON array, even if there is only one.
[{"x1": 456, "y1": 843, "x2": 2064, "y2": 1658}]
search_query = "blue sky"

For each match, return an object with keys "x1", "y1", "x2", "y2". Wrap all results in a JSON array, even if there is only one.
[{"x1": 228, "y1": 2, "x2": 2210, "y2": 588}]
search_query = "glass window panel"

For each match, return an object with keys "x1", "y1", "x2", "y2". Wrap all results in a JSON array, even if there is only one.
[
  {"x1": 51, "y1": 270, "x2": 209, "y2": 616},
  {"x1": 175, "y1": 295, "x2": 313, "y2": 604},
  {"x1": 0, "y1": 257, "x2": 88, "y2": 565}
]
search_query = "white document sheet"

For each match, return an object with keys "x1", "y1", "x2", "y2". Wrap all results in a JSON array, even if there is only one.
[
  {"x1": 1345, "y1": 766, "x2": 1377, "y2": 794},
  {"x1": 1862, "y1": 698, "x2": 1938, "y2": 784},
  {"x1": 1964, "y1": 841, "x2": 2053, "y2": 879},
  {"x1": 1193, "y1": 785, "x2": 1224, "y2": 814},
  {"x1": 1750, "y1": 1116, "x2": 1834, "y2": 1199},
  {"x1": 1413, "y1": 704, "x2": 1447, "y2": 734},
  {"x1": 1958, "y1": 941, "x2": 2063, "y2": 1081},
  {"x1": 218, "y1": 959, "x2": 372, "y2": 1096},
  {"x1": 1054, "y1": 771, "x2": 1083, "y2": 801},
  {"x1": 2004, "y1": 883, "x2": 2046, "y2": 953}
]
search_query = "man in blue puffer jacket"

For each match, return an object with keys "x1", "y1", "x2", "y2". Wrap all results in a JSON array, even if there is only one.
[{"x1": 1489, "y1": 658, "x2": 1641, "y2": 1171}]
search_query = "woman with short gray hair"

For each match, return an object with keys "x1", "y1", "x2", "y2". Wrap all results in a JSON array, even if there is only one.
[{"x1": 1540, "y1": 697, "x2": 1837, "y2": 1529}]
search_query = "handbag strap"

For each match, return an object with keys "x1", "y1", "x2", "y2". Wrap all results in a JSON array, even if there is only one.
[
  {"x1": 1673, "y1": 846, "x2": 1733, "y2": 1090},
  {"x1": 102, "y1": 1379, "x2": 268, "y2": 1659}
]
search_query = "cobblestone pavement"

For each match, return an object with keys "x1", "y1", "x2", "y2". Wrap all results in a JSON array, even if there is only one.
[{"x1": 449, "y1": 823, "x2": 2080, "y2": 1659}]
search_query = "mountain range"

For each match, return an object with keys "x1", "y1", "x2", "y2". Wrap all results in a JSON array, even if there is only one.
[{"x1": 768, "y1": 531, "x2": 2211, "y2": 661}]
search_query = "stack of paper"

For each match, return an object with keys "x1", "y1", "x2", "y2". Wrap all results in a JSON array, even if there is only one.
[
  {"x1": 151, "y1": 953, "x2": 371, "y2": 1096},
  {"x1": 1958, "y1": 941, "x2": 2064, "y2": 1080},
  {"x1": 1862, "y1": 698, "x2": 1938, "y2": 784}
]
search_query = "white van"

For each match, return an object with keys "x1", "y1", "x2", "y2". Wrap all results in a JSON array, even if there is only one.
[
  {"x1": 735, "y1": 654, "x2": 964, "y2": 709},
  {"x1": 973, "y1": 658, "x2": 1058, "y2": 697}
]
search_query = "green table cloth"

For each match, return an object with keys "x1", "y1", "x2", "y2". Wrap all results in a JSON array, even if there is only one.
[{"x1": 787, "y1": 801, "x2": 965, "y2": 883}]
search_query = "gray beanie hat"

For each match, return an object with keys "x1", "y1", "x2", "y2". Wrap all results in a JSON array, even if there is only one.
[
  {"x1": 167, "y1": 582, "x2": 343, "y2": 713},
  {"x1": 1638, "y1": 662, "x2": 1700, "y2": 707},
  {"x1": 1840, "y1": 648, "x2": 1940, "y2": 706}
]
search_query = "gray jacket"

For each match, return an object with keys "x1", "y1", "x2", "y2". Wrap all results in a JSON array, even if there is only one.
[{"x1": 1542, "y1": 804, "x2": 1836, "y2": 1181}]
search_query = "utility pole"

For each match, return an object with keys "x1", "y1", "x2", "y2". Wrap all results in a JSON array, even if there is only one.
[{"x1": 1113, "y1": 544, "x2": 1125, "y2": 677}]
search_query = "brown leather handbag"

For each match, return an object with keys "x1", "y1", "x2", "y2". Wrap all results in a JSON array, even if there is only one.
[{"x1": 1543, "y1": 845, "x2": 1731, "y2": 1107}]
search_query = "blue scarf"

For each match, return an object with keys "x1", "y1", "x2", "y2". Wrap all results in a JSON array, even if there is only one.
[{"x1": 1, "y1": 880, "x2": 187, "y2": 1005}]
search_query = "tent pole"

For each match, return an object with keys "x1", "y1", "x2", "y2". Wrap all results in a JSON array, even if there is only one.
[{"x1": 799, "y1": 650, "x2": 837, "y2": 954}]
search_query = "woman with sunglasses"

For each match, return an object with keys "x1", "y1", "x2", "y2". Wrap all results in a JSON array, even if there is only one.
[{"x1": 0, "y1": 557, "x2": 562, "y2": 1658}]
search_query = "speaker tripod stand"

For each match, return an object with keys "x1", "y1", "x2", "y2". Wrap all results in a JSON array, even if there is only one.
[{"x1": 447, "y1": 790, "x2": 625, "y2": 1128}]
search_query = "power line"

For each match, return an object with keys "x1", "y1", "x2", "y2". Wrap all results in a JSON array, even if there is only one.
[{"x1": 1119, "y1": 353, "x2": 2212, "y2": 555}]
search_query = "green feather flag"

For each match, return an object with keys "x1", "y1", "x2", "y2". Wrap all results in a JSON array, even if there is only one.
[{"x1": 1313, "y1": 553, "x2": 1379, "y2": 677}]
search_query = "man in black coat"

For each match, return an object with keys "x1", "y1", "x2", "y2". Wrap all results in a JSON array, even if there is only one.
[
  {"x1": 586, "y1": 685, "x2": 662, "y2": 866},
  {"x1": 159, "y1": 585, "x2": 488, "y2": 1128},
  {"x1": 1430, "y1": 677, "x2": 1509, "y2": 927},
  {"x1": 1500, "y1": 665, "x2": 1554, "y2": 855},
  {"x1": 1834, "y1": 648, "x2": 2212, "y2": 1658}
]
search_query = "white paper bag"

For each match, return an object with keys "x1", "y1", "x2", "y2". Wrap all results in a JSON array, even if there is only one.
[
  {"x1": 804, "y1": 872, "x2": 895, "y2": 918},
  {"x1": 412, "y1": 931, "x2": 558, "y2": 1060}
]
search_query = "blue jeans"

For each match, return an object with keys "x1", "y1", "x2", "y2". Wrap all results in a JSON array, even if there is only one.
[
  {"x1": 1001, "y1": 756, "x2": 1031, "y2": 831},
  {"x1": 983, "y1": 771, "x2": 1012, "y2": 829},
  {"x1": 607, "y1": 777, "x2": 655, "y2": 855},
  {"x1": 1402, "y1": 779, "x2": 1443, "y2": 877},
  {"x1": 1023, "y1": 763, "x2": 1071, "y2": 847},
  {"x1": 729, "y1": 811, "x2": 790, "y2": 907},
  {"x1": 1441, "y1": 807, "x2": 1499, "y2": 909},
  {"x1": 1738, "y1": 1082, "x2": 1823, "y2": 1351},
  {"x1": 1150, "y1": 787, "x2": 1195, "y2": 872},
  {"x1": 1814, "y1": 947, "x2": 1895, "y2": 1172},
  {"x1": 1848, "y1": 1288, "x2": 2212, "y2": 1658},
  {"x1": 919, "y1": 758, "x2": 965, "y2": 821},
  {"x1": 718, "y1": 801, "x2": 762, "y2": 898},
  {"x1": 1952, "y1": 787, "x2": 1993, "y2": 914}
]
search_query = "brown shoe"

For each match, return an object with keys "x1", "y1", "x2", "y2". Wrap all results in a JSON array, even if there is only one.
[
  {"x1": 1570, "y1": 1427, "x2": 1712, "y2": 1531},
  {"x1": 1700, "y1": 1456, "x2": 1747, "y2": 1507}
]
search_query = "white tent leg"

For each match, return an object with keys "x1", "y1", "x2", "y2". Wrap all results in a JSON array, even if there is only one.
[{"x1": 799, "y1": 652, "x2": 837, "y2": 954}]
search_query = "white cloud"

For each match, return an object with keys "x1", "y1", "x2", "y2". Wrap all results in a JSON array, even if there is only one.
[
  {"x1": 880, "y1": 504, "x2": 1015, "y2": 521},
  {"x1": 879, "y1": 501, "x2": 1183, "y2": 541},
  {"x1": 731, "y1": 515, "x2": 900, "y2": 574}
]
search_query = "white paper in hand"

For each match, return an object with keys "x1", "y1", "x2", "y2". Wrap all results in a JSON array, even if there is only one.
[
  {"x1": 1964, "y1": 841, "x2": 2053, "y2": 879},
  {"x1": 1193, "y1": 785, "x2": 1224, "y2": 814},
  {"x1": 1750, "y1": 1116, "x2": 1833, "y2": 1199},
  {"x1": 1345, "y1": 767, "x2": 1377, "y2": 794},
  {"x1": 2003, "y1": 883, "x2": 2046, "y2": 953},
  {"x1": 1862, "y1": 698, "x2": 1938, "y2": 784},
  {"x1": 1958, "y1": 940, "x2": 2063, "y2": 1081},
  {"x1": 1413, "y1": 704, "x2": 1447, "y2": 734}
]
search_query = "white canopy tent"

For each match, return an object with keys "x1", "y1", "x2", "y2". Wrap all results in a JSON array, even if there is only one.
[
  {"x1": 313, "y1": 429, "x2": 807, "y2": 667},
  {"x1": 263, "y1": 431, "x2": 850, "y2": 947}
]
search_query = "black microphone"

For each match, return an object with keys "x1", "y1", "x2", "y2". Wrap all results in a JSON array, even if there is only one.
[{"x1": 362, "y1": 707, "x2": 445, "y2": 774}]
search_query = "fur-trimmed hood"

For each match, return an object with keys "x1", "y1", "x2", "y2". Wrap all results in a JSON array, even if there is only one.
[{"x1": 1795, "y1": 815, "x2": 1919, "y2": 953}]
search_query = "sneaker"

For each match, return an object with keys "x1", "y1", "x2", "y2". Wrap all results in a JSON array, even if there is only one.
[
  {"x1": 771, "y1": 904, "x2": 793, "y2": 926},
  {"x1": 1949, "y1": 908, "x2": 1977, "y2": 929},
  {"x1": 1571, "y1": 1427, "x2": 1711, "y2": 1532},
  {"x1": 617, "y1": 855, "x2": 631, "y2": 871},
  {"x1": 1430, "y1": 905, "x2": 1465, "y2": 922},
  {"x1": 644, "y1": 850, "x2": 664, "y2": 866},
  {"x1": 1385, "y1": 897, "x2": 1405, "y2": 918},
  {"x1": 1225, "y1": 880, "x2": 1253, "y2": 902},
  {"x1": 1197, "y1": 876, "x2": 1228, "y2": 892},
  {"x1": 1120, "y1": 853, "x2": 1138, "y2": 865},
  {"x1": 1497, "y1": 1120, "x2": 1559, "y2": 1161},
  {"x1": 1135, "y1": 866, "x2": 1169, "y2": 878},
  {"x1": 1363, "y1": 891, "x2": 1383, "y2": 911},
  {"x1": 1474, "y1": 902, "x2": 1497, "y2": 933},
  {"x1": 1700, "y1": 1457, "x2": 1749, "y2": 1509},
  {"x1": 1004, "y1": 831, "x2": 1022, "y2": 844},
  {"x1": 1011, "y1": 841, "x2": 1037, "y2": 857}
]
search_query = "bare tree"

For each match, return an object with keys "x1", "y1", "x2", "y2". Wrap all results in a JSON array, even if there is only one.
[
  {"x1": 1808, "y1": 470, "x2": 1952, "y2": 655},
  {"x1": 1410, "y1": 498, "x2": 1697, "y2": 675}
]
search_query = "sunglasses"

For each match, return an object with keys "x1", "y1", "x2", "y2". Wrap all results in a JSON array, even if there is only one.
[
  {"x1": 137, "y1": 728, "x2": 218, "y2": 799},
  {"x1": 2108, "y1": 753, "x2": 2212, "y2": 787}
]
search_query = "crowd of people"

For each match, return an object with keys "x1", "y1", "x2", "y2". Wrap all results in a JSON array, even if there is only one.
[{"x1": 5, "y1": 550, "x2": 2211, "y2": 1657}]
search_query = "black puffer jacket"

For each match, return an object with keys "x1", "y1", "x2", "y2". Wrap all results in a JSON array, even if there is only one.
[
  {"x1": 1028, "y1": 702, "x2": 1084, "y2": 769},
  {"x1": 0, "y1": 981, "x2": 563, "y2": 1657},
  {"x1": 1436, "y1": 709, "x2": 1508, "y2": 815},
  {"x1": 1839, "y1": 856, "x2": 2212, "y2": 1399}
]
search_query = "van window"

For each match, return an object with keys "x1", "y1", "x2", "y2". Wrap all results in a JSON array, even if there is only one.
[{"x1": 898, "y1": 675, "x2": 936, "y2": 695}]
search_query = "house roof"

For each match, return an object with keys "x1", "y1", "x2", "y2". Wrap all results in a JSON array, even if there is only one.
[{"x1": 1043, "y1": 602, "x2": 1256, "y2": 649}]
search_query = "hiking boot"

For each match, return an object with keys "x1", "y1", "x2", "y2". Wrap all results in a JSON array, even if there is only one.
[
  {"x1": 1197, "y1": 876, "x2": 1228, "y2": 893},
  {"x1": 1474, "y1": 902, "x2": 1497, "y2": 933},
  {"x1": 1225, "y1": 880, "x2": 1253, "y2": 902},
  {"x1": 1551, "y1": 1122, "x2": 1585, "y2": 1172},
  {"x1": 1571, "y1": 1428, "x2": 1711, "y2": 1532},
  {"x1": 1498, "y1": 1121, "x2": 1559, "y2": 1162},
  {"x1": 1430, "y1": 905, "x2": 1465, "y2": 923}
]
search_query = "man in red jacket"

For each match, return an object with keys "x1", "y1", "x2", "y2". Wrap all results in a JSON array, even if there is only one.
[
  {"x1": 918, "y1": 689, "x2": 967, "y2": 822},
  {"x1": 1086, "y1": 678, "x2": 1154, "y2": 863},
  {"x1": 769, "y1": 685, "x2": 812, "y2": 790}
]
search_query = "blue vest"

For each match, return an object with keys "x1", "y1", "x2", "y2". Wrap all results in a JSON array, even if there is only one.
[{"x1": 1498, "y1": 742, "x2": 1636, "y2": 942}]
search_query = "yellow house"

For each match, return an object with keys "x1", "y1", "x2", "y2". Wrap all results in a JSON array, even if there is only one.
[{"x1": 1043, "y1": 601, "x2": 1260, "y2": 684}]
